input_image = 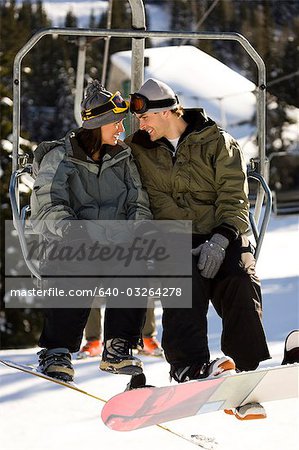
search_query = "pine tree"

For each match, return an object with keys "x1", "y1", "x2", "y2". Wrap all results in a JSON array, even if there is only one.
[
  {"x1": 279, "y1": 34, "x2": 299, "y2": 107},
  {"x1": 65, "y1": 9, "x2": 78, "y2": 28},
  {"x1": 31, "y1": 0, "x2": 50, "y2": 31},
  {"x1": 108, "y1": 0, "x2": 132, "y2": 54},
  {"x1": 170, "y1": 0, "x2": 194, "y2": 44},
  {"x1": 55, "y1": 66, "x2": 77, "y2": 136},
  {"x1": 0, "y1": 0, "x2": 24, "y2": 81},
  {"x1": 89, "y1": 9, "x2": 97, "y2": 28}
]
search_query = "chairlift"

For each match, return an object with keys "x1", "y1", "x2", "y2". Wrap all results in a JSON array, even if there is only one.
[{"x1": 9, "y1": 0, "x2": 272, "y2": 283}]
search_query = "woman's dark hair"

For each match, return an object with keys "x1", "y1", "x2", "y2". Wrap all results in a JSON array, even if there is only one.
[{"x1": 77, "y1": 128, "x2": 102, "y2": 160}]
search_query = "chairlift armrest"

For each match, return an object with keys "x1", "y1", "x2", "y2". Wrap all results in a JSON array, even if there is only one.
[{"x1": 247, "y1": 170, "x2": 272, "y2": 260}]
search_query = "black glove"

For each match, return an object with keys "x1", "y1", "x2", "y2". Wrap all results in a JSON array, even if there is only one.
[
  {"x1": 191, "y1": 233, "x2": 229, "y2": 278},
  {"x1": 56, "y1": 219, "x2": 89, "y2": 244}
]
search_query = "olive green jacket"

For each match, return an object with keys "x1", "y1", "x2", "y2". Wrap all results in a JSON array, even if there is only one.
[{"x1": 125, "y1": 109, "x2": 250, "y2": 240}]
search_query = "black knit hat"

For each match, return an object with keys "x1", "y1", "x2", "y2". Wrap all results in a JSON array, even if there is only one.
[{"x1": 81, "y1": 80, "x2": 128, "y2": 129}]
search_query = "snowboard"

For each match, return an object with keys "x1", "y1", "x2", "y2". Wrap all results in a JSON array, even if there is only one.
[
  {"x1": 101, "y1": 363, "x2": 299, "y2": 431},
  {"x1": 0, "y1": 359, "x2": 105, "y2": 402}
]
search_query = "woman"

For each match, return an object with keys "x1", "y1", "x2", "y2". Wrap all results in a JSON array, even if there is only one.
[{"x1": 30, "y1": 80, "x2": 152, "y2": 381}]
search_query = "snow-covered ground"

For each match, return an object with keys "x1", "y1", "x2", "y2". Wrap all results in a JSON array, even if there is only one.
[{"x1": 1, "y1": 212, "x2": 299, "y2": 450}]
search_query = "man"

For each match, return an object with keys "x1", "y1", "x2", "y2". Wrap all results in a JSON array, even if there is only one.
[{"x1": 126, "y1": 78, "x2": 271, "y2": 420}]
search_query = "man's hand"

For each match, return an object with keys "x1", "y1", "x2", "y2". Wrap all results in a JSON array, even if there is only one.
[{"x1": 191, "y1": 233, "x2": 229, "y2": 278}]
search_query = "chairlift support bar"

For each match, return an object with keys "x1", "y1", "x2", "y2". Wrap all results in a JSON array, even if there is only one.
[
  {"x1": 11, "y1": 22, "x2": 270, "y2": 282},
  {"x1": 72, "y1": 0, "x2": 146, "y2": 129},
  {"x1": 247, "y1": 172, "x2": 272, "y2": 260},
  {"x1": 10, "y1": 0, "x2": 270, "y2": 282},
  {"x1": 101, "y1": 0, "x2": 114, "y2": 86},
  {"x1": 74, "y1": 36, "x2": 87, "y2": 126},
  {"x1": 12, "y1": 28, "x2": 266, "y2": 225}
]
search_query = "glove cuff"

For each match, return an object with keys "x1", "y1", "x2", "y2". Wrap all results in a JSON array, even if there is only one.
[
  {"x1": 54, "y1": 218, "x2": 76, "y2": 238},
  {"x1": 210, "y1": 233, "x2": 229, "y2": 250},
  {"x1": 212, "y1": 223, "x2": 238, "y2": 242},
  {"x1": 55, "y1": 218, "x2": 87, "y2": 239}
]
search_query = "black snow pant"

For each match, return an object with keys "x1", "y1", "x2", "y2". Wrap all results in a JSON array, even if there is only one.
[
  {"x1": 40, "y1": 235, "x2": 270, "y2": 369},
  {"x1": 39, "y1": 246, "x2": 148, "y2": 352},
  {"x1": 105, "y1": 235, "x2": 270, "y2": 370},
  {"x1": 38, "y1": 261, "x2": 95, "y2": 352},
  {"x1": 39, "y1": 307, "x2": 91, "y2": 352},
  {"x1": 162, "y1": 234, "x2": 271, "y2": 371},
  {"x1": 103, "y1": 234, "x2": 270, "y2": 371},
  {"x1": 39, "y1": 302, "x2": 147, "y2": 352}
]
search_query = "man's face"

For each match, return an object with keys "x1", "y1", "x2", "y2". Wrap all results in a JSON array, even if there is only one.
[{"x1": 136, "y1": 111, "x2": 169, "y2": 141}]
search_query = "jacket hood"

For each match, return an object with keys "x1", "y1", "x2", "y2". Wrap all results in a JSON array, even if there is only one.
[
  {"x1": 129, "y1": 108, "x2": 216, "y2": 149},
  {"x1": 33, "y1": 138, "x2": 65, "y2": 167}
]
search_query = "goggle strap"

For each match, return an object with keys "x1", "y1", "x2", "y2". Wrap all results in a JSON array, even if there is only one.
[
  {"x1": 146, "y1": 98, "x2": 177, "y2": 109},
  {"x1": 82, "y1": 102, "x2": 114, "y2": 120}
]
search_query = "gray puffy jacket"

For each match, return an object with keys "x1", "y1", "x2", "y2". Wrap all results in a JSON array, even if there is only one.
[{"x1": 30, "y1": 129, "x2": 152, "y2": 240}]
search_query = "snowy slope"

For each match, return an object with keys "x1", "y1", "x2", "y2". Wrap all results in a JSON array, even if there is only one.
[
  {"x1": 1, "y1": 212, "x2": 298, "y2": 450},
  {"x1": 15, "y1": 0, "x2": 170, "y2": 29},
  {"x1": 14, "y1": 0, "x2": 108, "y2": 27}
]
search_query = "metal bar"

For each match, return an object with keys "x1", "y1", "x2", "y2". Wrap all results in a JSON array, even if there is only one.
[
  {"x1": 128, "y1": 0, "x2": 146, "y2": 133},
  {"x1": 247, "y1": 172, "x2": 272, "y2": 260},
  {"x1": 74, "y1": 37, "x2": 87, "y2": 126},
  {"x1": 130, "y1": 38, "x2": 145, "y2": 133},
  {"x1": 9, "y1": 171, "x2": 41, "y2": 280},
  {"x1": 101, "y1": 0, "x2": 113, "y2": 85},
  {"x1": 254, "y1": 78, "x2": 267, "y2": 227},
  {"x1": 12, "y1": 27, "x2": 269, "y2": 41},
  {"x1": 12, "y1": 28, "x2": 266, "y2": 166},
  {"x1": 249, "y1": 211, "x2": 259, "y2": 245},
  {"x1": 12, "y1": 64, "x2": 21, "y2": 174},
  {"x1": 11, "y1": 24, "x2": 269, "y2": 275}
]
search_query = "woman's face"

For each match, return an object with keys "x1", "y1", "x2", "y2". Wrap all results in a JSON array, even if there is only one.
[{"x1": 101, "y1": 120, "x2": 125, "y2": 146}]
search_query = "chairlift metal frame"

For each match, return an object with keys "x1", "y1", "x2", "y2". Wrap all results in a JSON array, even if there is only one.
[{"x1": 9, "y1": 0, "x2": 271, "y2": 281}]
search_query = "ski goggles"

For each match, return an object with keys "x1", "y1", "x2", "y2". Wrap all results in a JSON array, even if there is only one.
[
  {"x1": 130, "y1": 93, "x2": 178, "y2": 114},
  {"x1": 81, "y1": 92, "x2": 129, "y2": 121}
]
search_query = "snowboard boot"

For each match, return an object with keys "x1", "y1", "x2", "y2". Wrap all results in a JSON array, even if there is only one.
[
  {"x1": 170, "y1": 356, "x2": 236, "y2": 383},
  {"x1": 282, "y1": 330, "x2": 299, "y2": 365},
  {"x1": 37, "y1": 348, "x2": 74, "y2": 382},
  {"x1": 225, "y1": 331, "x2": 299, "y2": 420},
  {"x1": 138, "y1": 337, "x2": 164, "y2": 357},
  {"x1": 224, "y1": 402, "x2": 267, "y2": 420},
  {"x1": 100, "y1": 338, "x2": 143, "y2": 375},
  {"x1": 77, "y1": 340, "x2": 102, "y2": 359},
  {"x1": 224, "y1": 365, "x2": 267, "y2": 420},
  {"x1": 125, "y1": 372, "x2": 155, "y2": 391},
  {"x1": 125, "y1": 373, "x2": 147, "y2": 390}
]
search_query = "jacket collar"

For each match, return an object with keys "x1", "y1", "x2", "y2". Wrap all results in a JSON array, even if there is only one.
[
  {"x1": 67, "y1": 129, "x2": 131, "y2": 163},
  {"x1": 130, "y1": 108, "x2": 216, "y2": 149}
]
